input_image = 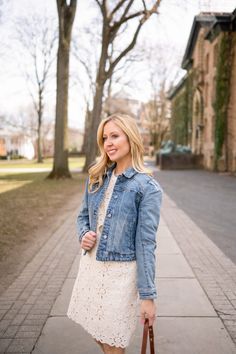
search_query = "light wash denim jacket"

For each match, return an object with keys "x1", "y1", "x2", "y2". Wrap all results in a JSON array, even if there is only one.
[{"x1": 77, "y1": 164, "x2": 163, "y2": 300}]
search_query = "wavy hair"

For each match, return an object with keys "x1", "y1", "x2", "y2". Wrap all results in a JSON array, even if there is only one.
[{"x1": 88, "y1": 113, "x2": 151, "y2": 191}]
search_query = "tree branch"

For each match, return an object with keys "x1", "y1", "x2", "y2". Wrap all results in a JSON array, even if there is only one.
[
  {"x1": 94, "y1": 0, "x2": 102, "y2": 10},
  {"x1": 106, "y1": 1, "x2": 161, "y2": 79},
  {"x1": 112, "y1": 10, "x2": 144, "y2": 28},
  {"x1": 109, "y1": 0, "x2": 128, "y2": 20},
  {"x1": 94, "y1": 0, "x2": 106, "y2": 17},
  {"x1": 106, "y1": 21, "x2": 142, "y2": 78},
  {"x1": 142, "y1": 0, "x2": 147, "y2": 11}
]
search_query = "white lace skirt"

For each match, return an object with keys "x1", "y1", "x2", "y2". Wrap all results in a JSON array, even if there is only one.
[{"x1": 67, "y1": 244, "x2": 138, "y2": 348}]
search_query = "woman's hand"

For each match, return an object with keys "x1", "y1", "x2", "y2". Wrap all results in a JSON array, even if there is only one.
[
  {"x1": 81, "y1": 231, "x2": 97, "y2": 251},
  {"x1": 140, "y1": 299, "x2": 156, "y2": 326}
]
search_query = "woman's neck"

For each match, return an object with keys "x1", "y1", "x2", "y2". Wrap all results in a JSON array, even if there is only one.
[{"x1": 114, "y1": 160, "x2": 132, "y2": 175}]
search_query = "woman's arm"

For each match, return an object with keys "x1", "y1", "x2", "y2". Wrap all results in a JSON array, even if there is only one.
[
  {"x1": 77, "y1": 178, "x2": 91, "y2": 242},
  {"x1": 135, "y1": 179, "x2": 163, "y2": 300}
]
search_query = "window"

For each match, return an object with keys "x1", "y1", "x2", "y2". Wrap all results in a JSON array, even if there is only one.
[
  {"x1": 205, "y1": 53, "x2": 209, "y2": 73},
  {"x1": 213, "y1": 43, "x2": 218, "y2": 67},
  {"x1": 205, "y1": 83, "x2": 209, "y2": 107}
]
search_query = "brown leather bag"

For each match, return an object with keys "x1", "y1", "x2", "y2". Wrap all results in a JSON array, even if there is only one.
[{"x1": 141, "y1": 318, "x2": 155, "y2": 354}]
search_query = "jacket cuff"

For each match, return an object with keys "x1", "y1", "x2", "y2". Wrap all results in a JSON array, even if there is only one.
[
  {"x1": 78, "y1": 229, "x2": 89, "y2": 242},
  {"x1": 139, "y1": 288, "x2": 157, "y2": 300}
]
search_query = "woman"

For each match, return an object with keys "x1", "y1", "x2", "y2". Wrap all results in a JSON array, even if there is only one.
[{"x1": 67, "y1": 114, "x2": 162, "y2": 354}]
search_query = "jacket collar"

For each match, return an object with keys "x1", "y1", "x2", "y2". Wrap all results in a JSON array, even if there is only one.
[{"x1": 106, "y1": 163, "x2": 138, "y2": 179}]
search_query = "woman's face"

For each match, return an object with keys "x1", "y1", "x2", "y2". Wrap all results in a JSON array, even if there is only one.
[{"x1": 103, "y1": 120, "x2": 131, "y2": 164}]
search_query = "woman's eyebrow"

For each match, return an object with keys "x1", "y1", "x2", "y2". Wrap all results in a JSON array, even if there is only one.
[{"x1": 103, "y1": 131, "x2": 119, "y2": 135}]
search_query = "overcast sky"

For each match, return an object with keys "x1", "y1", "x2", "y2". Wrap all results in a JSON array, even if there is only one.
[{"x1": 1, "y1": 0, "x2": 236, "y2": 130}]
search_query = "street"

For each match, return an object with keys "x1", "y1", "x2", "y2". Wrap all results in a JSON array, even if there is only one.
[{"x1": 154, "y1": 168, "x2": 236, "y2": 265}]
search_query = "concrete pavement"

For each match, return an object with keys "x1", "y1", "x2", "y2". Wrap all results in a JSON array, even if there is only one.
[
  {"x1": 0, "y1": 179, "x2": 236, "y2": 352},
  {"x1": 154, "y1": 168, "x2": 236, "y2": 264}
]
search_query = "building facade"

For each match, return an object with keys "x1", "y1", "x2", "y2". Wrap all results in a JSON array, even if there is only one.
[
  {"x1": 0, "y1": 125, "x2": 83, "y2": 160},
  {"x1": 170, "y1": 9, "x2": 236, "y2": 172}
]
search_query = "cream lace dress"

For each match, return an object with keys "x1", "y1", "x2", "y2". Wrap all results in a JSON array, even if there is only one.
[{"x1": 67, "y1": 171, "x2": 138, "y2": 348}]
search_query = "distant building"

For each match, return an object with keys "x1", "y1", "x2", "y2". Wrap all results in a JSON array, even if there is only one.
[
  {"x1": 33, "y1": 126, "x2": 84, "y2": 158},
  {"x1": 169, "y1": 9, "x2": 236, "y2": 172},
  {"x1": 0, "y1": 127, "x2": 34, "y2": 159},
  {"x1": 0, "y1": 124, "x2": 83, "y2": 160},
  {"x1": 140, "y1": 95, "x2": 172, "y2": 153}
]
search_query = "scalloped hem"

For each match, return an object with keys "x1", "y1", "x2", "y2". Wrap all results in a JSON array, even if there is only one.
[
  {"x1": 91, "y1": 334, "x2": 128, "y2": 349},
  {"x1": 67, "y1": 312, "x2": 132, "y2": 349}
]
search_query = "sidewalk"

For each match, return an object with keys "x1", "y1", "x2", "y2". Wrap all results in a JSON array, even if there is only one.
[{"x1": 0, "y1": 189, "x2": 236, "y2": 352}]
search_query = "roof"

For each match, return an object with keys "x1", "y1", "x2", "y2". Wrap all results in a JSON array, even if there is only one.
[
  {"x1": 205, "y1": 8, "x2": 236, "y2": 41},
  {"x1": 167, "y1": 73, "x2": 188, "y2": 100},
  {"x1": 181, "y1": 9, "x2": 236, "y2": 69}
]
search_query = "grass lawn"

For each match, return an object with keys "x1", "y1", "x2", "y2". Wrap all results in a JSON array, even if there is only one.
[
  {"x1": 0, "y1": 156, "x2": 85, "y2": 169},
  {"x1": 0, "y1": 171, "x2": 86, "y2": 259},
  {"x1": 0, "y1": 157, "x2": 85, "y2": 194},
  {"x1": 0, "y1": 170, "x2": 87, "y2": 293}
]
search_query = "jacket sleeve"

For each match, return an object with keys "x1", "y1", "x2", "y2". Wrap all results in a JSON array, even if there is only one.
[
  {"x1": 77, "y1": 178, "x2": 90, "y2": 242},
  {"x1": 135, "y1": 180, "x2": 163, "y2": 300}
]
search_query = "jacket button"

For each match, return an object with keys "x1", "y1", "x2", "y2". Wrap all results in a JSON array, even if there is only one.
[
  {"x1": 103, "y1": 235, "x2": 107, "y2": 239},
  {"x1": 107, "y1": 213, "x2": 112, "y2": 217},
  {"x1": 114, "y1": 195, "x2": 118, "y2": 199}
]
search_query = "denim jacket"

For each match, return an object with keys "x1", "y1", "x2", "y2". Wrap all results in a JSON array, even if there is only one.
[{"x1": 77, "y1": 164, "x2": 163, "y2": 300}]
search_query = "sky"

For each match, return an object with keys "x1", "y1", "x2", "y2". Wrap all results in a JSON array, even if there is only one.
[{"x1": 0, "y1": 0, "x2": 236, "y2": 131}]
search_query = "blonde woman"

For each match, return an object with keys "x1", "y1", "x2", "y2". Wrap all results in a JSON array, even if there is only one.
[{"x1": 67, "y1": 114, "x2": 163, "y2": 354}]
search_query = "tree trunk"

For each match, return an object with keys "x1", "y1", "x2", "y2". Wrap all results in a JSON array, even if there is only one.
[
  {"x1": 47, "y1": 0, "x2": 77, "y2": 179},
  {"x1": 37, "y1": 89, "x2": 43, "y2": 163},
  {"x1": 49, "y1": 43, "x2": 71, "y2": 178},
  {"x1": 82, "y1": 1, "x2": 160, "y2": 172},
  {"x1": 37, "y1": 118, "x2": 43, "y2": 163},
  {"x1": 83, "y1": 82, "x2": 105, "y2": 172},
  {"x1": 81, "y1": 107, "x2": 92, "y2": 155}
]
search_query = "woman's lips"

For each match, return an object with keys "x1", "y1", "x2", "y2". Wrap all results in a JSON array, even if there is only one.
[{"x1": 107, "y1": 149, "x2": 117, "y2": 154}]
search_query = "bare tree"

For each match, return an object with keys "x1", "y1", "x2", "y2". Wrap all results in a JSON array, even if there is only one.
[
  {"x1": 48, "y1": 0, "x2": 77, "y2": 179},
  {"x1": 141, "y1": 42, "x2": 182, "y2": 150},
  {"x1": 1, "y1": 105, "x2": 54, "y2": 156},
  {"x1": 83, "y1": 0, "x2": 161, "y2": 172},
  {"x1": 71, "y1": 27, "x2": 98, "y2": 157},
  {"x1": 144, "y1": 82, "x2": 170, "y2": 151},
  {"x1": 14, "y1": 16, "x2": 57, "y2": 162},
  {"x1": 72, "y1": 24, "x2": 144, "y2": 157}
]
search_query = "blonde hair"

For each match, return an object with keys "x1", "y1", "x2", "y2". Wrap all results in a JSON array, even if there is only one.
[{"x1": 88, "y1": 113, "x2": 151, "y2": 191}]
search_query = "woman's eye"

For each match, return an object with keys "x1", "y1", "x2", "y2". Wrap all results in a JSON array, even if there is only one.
[{"x1": 111, "y1": 134, "x2": 118, "y2": 138}]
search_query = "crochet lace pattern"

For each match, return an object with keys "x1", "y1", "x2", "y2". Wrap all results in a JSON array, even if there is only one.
[{"x1": 67, "y1": 171, "x2": 138, "y2": 348}]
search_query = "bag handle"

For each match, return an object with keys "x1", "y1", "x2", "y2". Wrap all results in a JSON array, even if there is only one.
[{"x1": 141, "y1": 318, "x2": 155, "y2": 354}]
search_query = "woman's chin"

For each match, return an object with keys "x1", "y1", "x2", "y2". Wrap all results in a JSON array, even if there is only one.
[{"x1": 108, "y1": 155, "x2": 117, "y2": 162}]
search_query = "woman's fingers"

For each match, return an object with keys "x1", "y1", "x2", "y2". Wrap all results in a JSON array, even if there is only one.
[
  {"x1": 140, "y1": 310, "x2": 145, "y2": 325},
  {"x1": 81, "y1": 231, "x2": 97, "y2": 250},
  {"x1": 147, "y1": 314, "x2": 155, "y2": 326},
  {"x1": 140, "y1": 312, "x2": 155, "y2": 326},
  {"x1": 140, "y1": 300, "x2": 156, "y2": 326}
]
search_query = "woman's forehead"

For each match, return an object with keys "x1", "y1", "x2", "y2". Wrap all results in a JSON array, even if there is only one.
[{"x1": 103, "y1": 120, "x2": 123, "y2": 134}]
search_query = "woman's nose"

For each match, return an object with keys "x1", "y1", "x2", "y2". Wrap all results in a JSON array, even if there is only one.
[{"x1": 105, "y1": 139, "x2": 113, "y2": 146}]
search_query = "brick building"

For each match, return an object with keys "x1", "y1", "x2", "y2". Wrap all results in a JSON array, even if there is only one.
[{"x1": 169, "y1": 9, "x2": 236, "y2": 172}]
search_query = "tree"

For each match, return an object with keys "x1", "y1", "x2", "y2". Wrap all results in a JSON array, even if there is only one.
[
  {"x1": 83, "y1": 0, "x2": 161, "y2": 172},
  {"x1": 14, "y1": 16, "x2": 57, "y2": 163},
  {"x1": 141, "y1": 41, "x2": 183, "y2": 150},
  {"x1": 144, "y1": 82, "x2": 170, "y2": 150},
  {"x1": 48, "y1": 0, "x2": 77, "y2": 179},
  {"x1": 72, "y1": 24, "x2": 144, "y2": 157}
]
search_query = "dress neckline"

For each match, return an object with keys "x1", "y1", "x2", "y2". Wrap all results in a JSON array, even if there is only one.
[{"x1": 112, "y1": 170, "x2": 119, "y2": 178}]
